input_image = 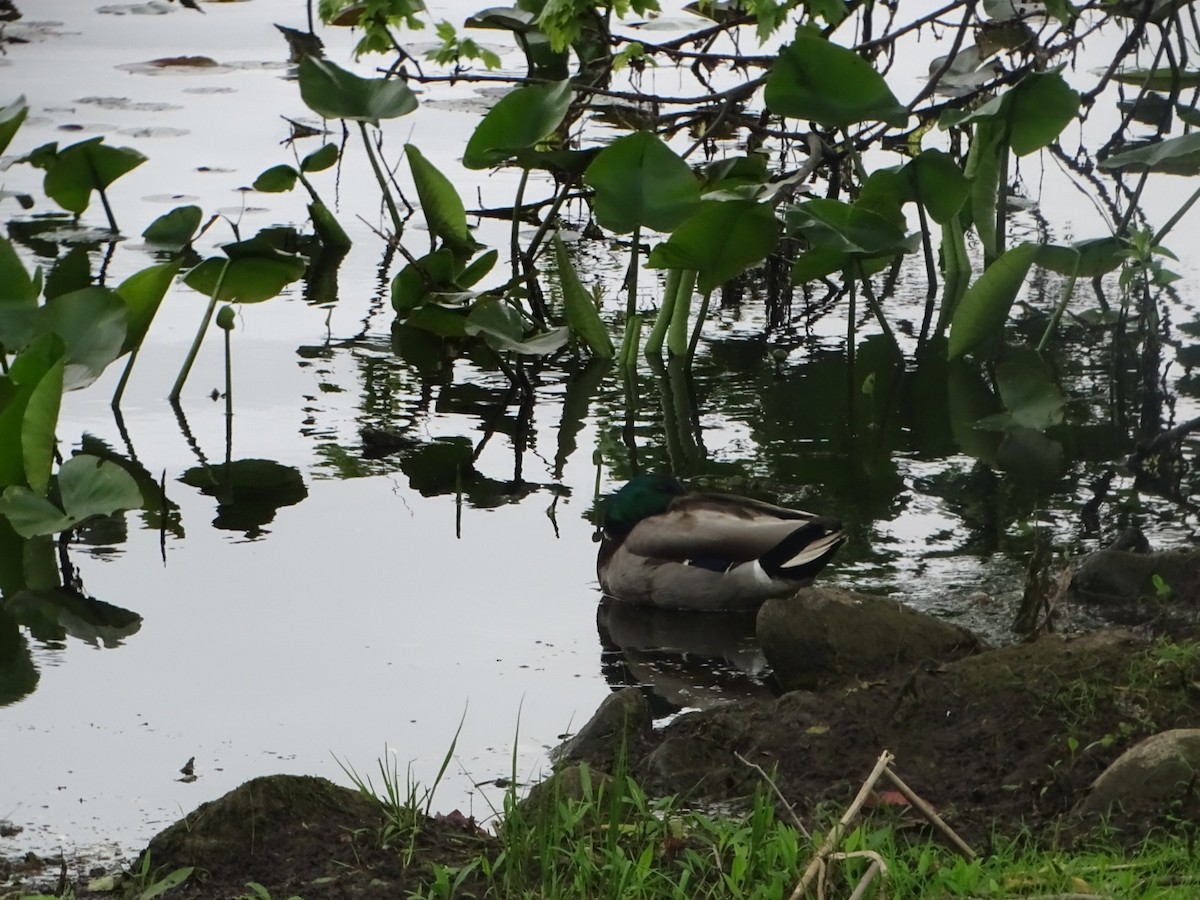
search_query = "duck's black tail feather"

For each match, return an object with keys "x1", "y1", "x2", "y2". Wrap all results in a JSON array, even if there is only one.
[{"x1": 759, "y1": 518, "x2": 845, "y2": 580}]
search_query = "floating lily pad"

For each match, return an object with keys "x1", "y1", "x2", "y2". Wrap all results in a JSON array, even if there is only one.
[{"x1": 179, "y1": 459, "x2": 307, "y2": 535}]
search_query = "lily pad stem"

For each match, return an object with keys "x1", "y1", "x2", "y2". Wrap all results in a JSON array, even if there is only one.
[
  {"x1": 525, "y1": 174, "x2": 575, "y2": 262},
  {"x1": 169, "y1": 260, "x2": 231, "y2": 402},
  {"x1": 511, "y1": 169, "x2": 548, "y2": 326},
  {"x1": 854, "y1": 260, "x2": 899, "y2": 354},
  {"x1": 619, "y1": 314, "x2": 642, "y2": 369},
  {"x1": 358, "y1": 121, "x2": 403, "y2": 235},
  {"x1": 644, "y1": 268, "x2": 681, "y2": 358},
  {"x1": 1037, "y1": 273, "x2": 1077, "y2": 353},
  {"x1": 84, "y1": 152, "x2": 120, "y2": 233},
  {"x1": 96, "y1": 185, "x2": 120, "y2": 234},
  {"x1": 914, "y1": 202, "x2": 938, "y2": 351},
  {"x1": 224, "y1": 325, "x2": 233, "y2": 423},
  {"x1": 686, "y1": 289, "x2": 712, "y2": 360},
  {"x1": 111, "y1": 345, "x2": 139, "y2": 409},
  {"x1": 625, "y1": 225, "x2": 640, "y2": 321},
  {"x1": 666, "y1": 269, "x2": 697, "y2": 357},
  {"x1": 511, "y1": 167, "x2": 529, "y2": 282}
]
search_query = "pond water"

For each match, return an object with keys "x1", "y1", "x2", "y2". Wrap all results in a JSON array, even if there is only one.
[{"x1": 2, "y1": 0, "x2": 1200, "y2": 866}]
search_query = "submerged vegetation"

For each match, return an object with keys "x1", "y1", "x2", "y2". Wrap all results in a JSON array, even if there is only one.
[{"x1": 2, "y1": 0, "x2": 1198, "y2": 546}]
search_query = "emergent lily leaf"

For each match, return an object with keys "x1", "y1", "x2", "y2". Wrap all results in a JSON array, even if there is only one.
[
  {"x1": 1099, "y1": 132, "x2": 1200, "y2": 175},
  {"x1": 30, "y1": 137, "x2": 147, "y2": 216},
  {"x1": 648, "y1": 200, "x2": 779, "y2": 294},
  {"x1": 463, "y1": 79, "x2": 572, "y2": 169},
  {"x1": 583, "y1": 131, "x2": 701, "y2": 234},
  {"x1": 41, "y1": 287, "x2": 128, "y2": 390},
  {"x1": 142, "y1": 205, "x2": 203, "y2": 249},
  {"x1": 0, "y1": 454, "x2": 143, "y2": 538},
  {"x1": 765, "y1": 30, "x2": 909, "y2": 128},
  {"x1": 465, "y1": 298, "x2": 569, "y2": 355},
  {"x1": 298, "y1": 57, "x2": 418, "y2": 124}
]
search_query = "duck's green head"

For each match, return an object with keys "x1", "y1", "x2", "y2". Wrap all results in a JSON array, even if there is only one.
[{"x1": 603, "y1": 473, "x2": 684, "y2": 534}]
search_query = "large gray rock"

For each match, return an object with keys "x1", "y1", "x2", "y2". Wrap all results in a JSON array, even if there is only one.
[
  {"x1": 1071, "y1": 548, "x2": 1200, "y2": 633},
  {"x1": 757, "y1": 587, "x2": 981, "y2": 690},
  {"x1": 1080, "y1": 729, "x2": 1200, "y2": 815}
]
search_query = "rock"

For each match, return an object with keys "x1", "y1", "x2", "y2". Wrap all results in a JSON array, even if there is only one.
[
  {"x1": 1080, "y1": 729, "x2": 1200, "y2": 816},
  {"x1": 757, "y1": 587, "x2": 982, "y2": 691},
  {"x1": 521, "y1": 763, "x2": 612, "y2": 823},
  {"x1": 1071, "y1": 548, "x2": 1200, "y2": 634},
  {"x1": 552, "y1": 686, "x2": 652, "y2": 768},
  {"x1": 141, "y1": 774, "x2": 380, "y2": 872},
  {"x1": 643, "y1": 730, "x2": 731, "y2": 796}
]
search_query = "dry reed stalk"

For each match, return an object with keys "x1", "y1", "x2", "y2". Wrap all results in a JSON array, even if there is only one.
[
  {"x1": 788, "y1": 750, "x2": 894, "y2": 900},
  {"x1": 879, "y1": 766, "x2": 975, "y2": 859}
]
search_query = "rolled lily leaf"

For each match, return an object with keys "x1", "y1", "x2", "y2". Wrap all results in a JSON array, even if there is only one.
[
  {"x1": 947, "y1": 243, "x2": 1038, "y2": 360},
  {"x1": 0, "y1": 336, "x2": 64, "y2": 493},
  {"x1": 0, "y1": 238, "x2": 40, "y2": 353},
  {"x1": 0, "y1": 95, "x2": 28, "y2": 157},
  {"x1": 117, "y1": 261, "x2": 183, "y2": 354},
  {"x1": 405, "y1": 145, "x2": 475, "y2": 252},
  {"x1": 552, "y1": 234, "x2": 614, "y2": 358}
]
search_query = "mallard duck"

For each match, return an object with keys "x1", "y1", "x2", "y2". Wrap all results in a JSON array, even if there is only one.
[{"x1": 597, "y1": 473, "x2": 845, "y2": 611}]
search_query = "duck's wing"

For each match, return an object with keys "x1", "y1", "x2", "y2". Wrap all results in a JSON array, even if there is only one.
[{"x1": 622, "y1": 492, "x2": 835, "y2": 563}]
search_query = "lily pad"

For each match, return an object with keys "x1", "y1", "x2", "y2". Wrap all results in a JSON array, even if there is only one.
[{"x1": 0, "y1": 454, "x2": 144, "y2": 538}]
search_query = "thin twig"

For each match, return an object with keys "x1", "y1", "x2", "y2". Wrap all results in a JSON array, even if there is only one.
[
  {"x1": 829, "y1": 851, "x2": 886, "y2": 900},
  {"x1": 880, "y1": 766, "x2": 976, "y2": 860},
  {"x1": 734, "y1": 751, "x2": 811, "y2": 840},
  {"x1": 790, "y1": 750, "x2": 894, "y2": 900}
]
